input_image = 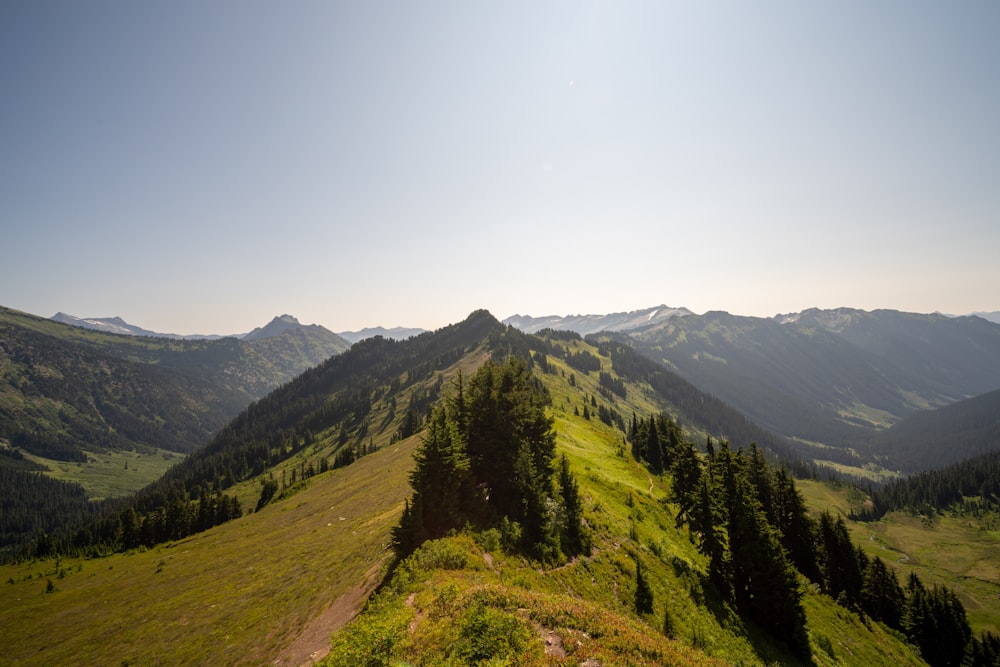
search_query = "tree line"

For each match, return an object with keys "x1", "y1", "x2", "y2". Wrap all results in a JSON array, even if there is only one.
[
  {"x1": 634, "y1": 417, "x2": 1000, "y2": 666},
  {"x1": 855, "y1": 448, "x2": 1000, "y2": 520},
  {"x1": 393, "y1": 357, "x2": 590, "y2": 563}
]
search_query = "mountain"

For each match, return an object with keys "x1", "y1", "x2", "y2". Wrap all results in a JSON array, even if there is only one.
[
  {"x1": 51, "y1": 312, "x2": 226, "y2": 339},
  {"x1": 973, "y1": 311, "x2": 1000, "y2": 325},
  {"x1": 0, "y1": 310, "x2": 938, "y2": 665},
  {"x1": 0, "y1": 305, "x2": 349, "y2": 474},
  {"x1": 51, "y1": 311, "x2": 354, "y2": 348},
  {"x1": 863, "y1": 387, "x2": 1000, "y2": 472},
  {"x1": 336, "y1": 325, "x2": 427, "y2": 343},
  {"x1": 621, "y1": 307, "x2": 1000, "y2": 473},
  {"x1": 503, "y1": 304, "x2": 693, "y2": 335},
  {"x1": 337, "y1": 327, "x2": 427, "y2": 343},
  {"x1": 242, "y1": 313, "x2": 334, "y2": 342}
]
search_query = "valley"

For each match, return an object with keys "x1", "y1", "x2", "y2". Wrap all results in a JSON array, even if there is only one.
[{"x1": 1, "y1": 306, "x2": 998, "y2": 665}]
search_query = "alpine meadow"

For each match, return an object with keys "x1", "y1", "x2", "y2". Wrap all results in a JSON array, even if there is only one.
[{"x1": 2, "y1": 309, "x2": 998, "y2": 666}]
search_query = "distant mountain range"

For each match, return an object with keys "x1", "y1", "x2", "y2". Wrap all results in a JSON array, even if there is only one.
[
  {"x1": 36, "y1": 303, "x2": 1000, "y2": 474},
  {"x1": 503, "y1": 304, "x2": 693, "y2": 335},
  {"x1": 507, "y1": 305, "x2": 1000, "y2": 473},
  {"x1": 971, "y1": 311, "x2": 1000, "y2": 325},
  {"x1": 336, "y1": 326, "x2": 427, "y2": 344},
  {"x1": 51, "y1": 312, "x2": 235, "y2": 339},
  {"x1": 51, "y1": 311, "x2": 430, "y2": 345}
]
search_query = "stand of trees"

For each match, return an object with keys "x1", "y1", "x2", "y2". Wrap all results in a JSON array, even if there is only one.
[
  {"x1": 393, "y1": 357, "x2": 590, "y2": 563},
  {"x1": 855, "y1": 449, "x2": 1000, "y2": 521},
  {"x1": 651, "y1": 426, "x2": 1000, "y2": 667}
]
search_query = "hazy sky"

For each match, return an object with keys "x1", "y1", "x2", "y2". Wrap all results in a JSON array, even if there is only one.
[{"x1": 2, "y1": 1, "x2": 998, "y2": 334}]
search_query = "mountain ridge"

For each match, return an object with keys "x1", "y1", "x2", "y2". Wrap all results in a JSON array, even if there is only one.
[{"x1": 503, "y1": 304, "x2": 693, "y2": 335}]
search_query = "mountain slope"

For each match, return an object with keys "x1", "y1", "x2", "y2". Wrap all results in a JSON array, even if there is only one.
[
  {"x1": 863, "y1": 388, "x2": 1000, "y2": 472},
  {"x1": 1, "y1": 306, "x2": 349, "y2": 463},
  {"x1": 623, "y1": 308, "x2": 1000, "y2": 472},
  {"x1": 51, "y1": 312, "x2": 197, "y2": 338},
  {"x1": 0, "y1": 311, "x2": 928, "y2": 666}
]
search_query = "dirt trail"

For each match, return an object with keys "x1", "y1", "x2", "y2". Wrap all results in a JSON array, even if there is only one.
[{"x1": 274, "y1": 559, "x2": 386, "y2": 667}]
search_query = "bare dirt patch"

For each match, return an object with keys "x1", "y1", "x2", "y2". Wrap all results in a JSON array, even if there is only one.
[{"x1": 274, "y1": 559, "x2": 386, "y2": 667}]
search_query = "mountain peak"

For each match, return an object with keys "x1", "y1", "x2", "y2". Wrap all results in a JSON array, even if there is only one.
[{"x1": 242, "y1": 314, "x2": 308, "y2": 341}]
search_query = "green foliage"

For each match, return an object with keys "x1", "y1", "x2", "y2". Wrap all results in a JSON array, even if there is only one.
[
  {"x1": 394, "y1": 356, "x2": 587, "y2": 563},
  {"x1": 453, "y1": 603, "x2": 534, "y2": 664}
]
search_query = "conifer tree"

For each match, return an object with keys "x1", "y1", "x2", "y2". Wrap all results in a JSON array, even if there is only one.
[
  {"x1": 558, "y1": 454, "x2": 590, "y2": 557},
  {"x1": 669, "y1": 437, "x2": 702, "y2": 528},
  {"x1": 818, "y1": 512, "x2": 864, "y2": 608},
  {"x1": 861, "y1": 555, "x2": 905, "y2": 629},
  {"x1": 635, "y1": 559, "x2": 654, "y2": 615},
  {"x1": 645, "y1": 418, "x2": 663, "y2": 474},
  {"x1": 771, "y1": 467, "x2": 821, "y2": 583}
]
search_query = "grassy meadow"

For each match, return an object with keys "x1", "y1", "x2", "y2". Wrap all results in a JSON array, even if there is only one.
[
  {"x1": 24, "y1": 447, "x2": 184, "y2": 500},
  {"x1": 798, "y1": 479, "x2": 1000, "y2": 637},
  {"x1": 0, "y1": 433, "x2": 417, "y2": 665}
]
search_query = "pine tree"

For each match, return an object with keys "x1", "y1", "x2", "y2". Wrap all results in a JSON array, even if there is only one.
[
  {"x1": 818, "y1": 512, "x2": 864, "y2": 609},
  {"x1": 861, "y1": 555, "x2": 905, "y2": 629},
  {"x1": 645, "y1": 418, "x2": 663, "y2": 474},
  {"x1": 724, "y1": 453, "x2": 810, "y2": 659},
  {"x1": 635, "y1": 560, "x2": 654, "y2": 615},
  {"x1": 771, "y1": 467, "x2": 821, "y2": 583},
  {"x1": 558, "y1": 454, "x2": 590, "y2": 557},
  {"x1": 669, "y1": 437, "x2": 701, "y2": 528}
]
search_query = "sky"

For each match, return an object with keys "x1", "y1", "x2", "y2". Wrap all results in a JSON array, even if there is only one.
[{"x1": 2, "y1": 1, "x2": 998, "y2": 335}]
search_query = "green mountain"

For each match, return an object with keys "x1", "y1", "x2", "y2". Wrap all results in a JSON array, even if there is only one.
[
  {"x1": 622, "y1": 308, "x2": 1000, "y2": 473},
  {"x1": 4, "y1": 310, "x2": 986, "y2": 666},
  {"x1": 862, "y1": 388, "x2": 1000, "y2": 472},
  {"x1": 0, "y1": 305, "x2": 350, "y2": 465}
]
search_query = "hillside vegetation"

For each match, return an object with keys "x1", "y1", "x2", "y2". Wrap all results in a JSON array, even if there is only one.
[
  {"x1": 622, "y1": 308, "x2": 1000, "y2": 474},
  {"x1": 2, "y1": 311, "x2": 996, "y2": 665},
  {"x1": 0, "y1": 305, "x2": 349, "y2": 464},
  {"x1": 0, "y1": 304, "x2": 349, "y2": 554}
]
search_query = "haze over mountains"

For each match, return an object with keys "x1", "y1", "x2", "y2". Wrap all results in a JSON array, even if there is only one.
[
  {"x1": 505, "y1": 305, "x2": 1000, "y2": 474},
  {"x1": 503, "y1": 304, "x2": 694, "y2": 335},
  {"x1": 14, "y1": 301, "x2": 1000, "y2": 478},
  {"x1": 53, "y1": 311, "x2": 427, "y2": 344}
]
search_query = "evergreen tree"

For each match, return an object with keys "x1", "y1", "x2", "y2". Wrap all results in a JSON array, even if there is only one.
[
  {"x1": 466, "y1": 357, "x2": 555, "y2": 541},
  {"x1": 861, "y1": 555, "x2": 905, "y2": 629},
  {"x1": 771, "y1": 467, "x2": 821, "y2": 583},
  {"x1": 635, "y1": 559, "x2": 654, "y2": 615},
  {"x1": 669, "y1": 436, "x2": 701, "y2": 529},
  {"x1": 723, "y1": 451, "x2": 811, "y2": 658},
  {"x1": 645, "y1": 418, "x2": 664, "y2": 474},
  {"x1": 557, "y1": 454, "x2": 590, "y2": 557},
  {"x1": 818, "y1": 512, "x2": 864, "y2": 609},
  {"x1": 691, "y1": 473, "x2": 730, "y2": 598}
]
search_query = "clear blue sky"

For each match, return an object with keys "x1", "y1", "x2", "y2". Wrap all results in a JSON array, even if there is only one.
[{"x1": 2, "y1": 1, "x2": 998, "y2": 334}]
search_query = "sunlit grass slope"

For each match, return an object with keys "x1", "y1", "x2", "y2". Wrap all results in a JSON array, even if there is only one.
[
  {"x1": 0, "y1": 345, "x2": 485, "y2": 666},
  {"x1": 23, "y1": 447, "x2": 183, "y2": 500},
  {"x1": 0, "y1": 434, "x2": 414, "y2": 665},
  {"x1": 322, "y1": 339, "x2": 924, "y2": 666},
  {"x1": 0, "y1": 333, "x2": 936, "y2": 665}
]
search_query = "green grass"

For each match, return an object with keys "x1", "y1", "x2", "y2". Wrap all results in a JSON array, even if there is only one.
[
  {"x1": 322, "y1": 341, "x2": 925, "y2": 666},
  {"x1": 0, "y1": 435, "x2": 417, "y2": 665},
  {"x1": 799, "y1": 479, "x2": 1000, "y2": 637},
  {"x1": 23, "y1": 448, "x2": 184, "y2": 500},
  {"x1": 0, "y1": 341, "x2": 932, "y2": 665}
]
